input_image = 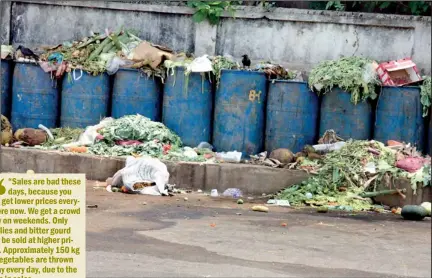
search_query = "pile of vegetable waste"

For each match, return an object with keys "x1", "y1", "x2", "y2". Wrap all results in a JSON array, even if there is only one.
[
  {"x1": 277, "y1": 140, "x2": 431, "y2": 211},
  {"x1": 308, "y1": 57, "x2": 381, "y2": 104},
  {"x1": 86, "y1": 115, "x2": 211, "y2": 162},
  {"x1": 211, "y1": 55, "x2": 239, "y2": 87}
]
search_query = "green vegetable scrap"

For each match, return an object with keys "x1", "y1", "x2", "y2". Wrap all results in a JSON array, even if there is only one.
[
  {"x1": 420, "y1": 76, "x2": 431, "y2": 117},
  {"x1": 277, "y1": 140, "x2": 402, "y2": 211},
  {"x1": 308, "y1": 57, "x2": 381, "y2": 104},
  {"x1": 211, "y1": 56, "x2": 239, "y2": 88},
  {"x1": 41, "y1": 128, "x2": 83, "y2": 149}
]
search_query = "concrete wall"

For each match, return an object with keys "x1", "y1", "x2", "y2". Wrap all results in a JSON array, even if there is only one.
[{"x1": 2, "y1": 1, "x2": 431, "y2": 74}]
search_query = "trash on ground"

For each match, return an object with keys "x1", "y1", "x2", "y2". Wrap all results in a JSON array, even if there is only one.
[
  {"x1": 267, "y1": 199, "x2": 290, "y2": 207},
  {"x1": 210, "y1": 189, "x2": 219, "y2": 197},
  {"x1": 222, "y1": 188, "x2": 243, "y2": 198},
  {"x1": 277, "y1": 139, "x2": 431, "y2": 212},
  {"x1": 376, "y1": 58, "x2": 422, "y2": 86},
  {"x1": 420, "y1": 202, "x2": 431, "y2": 216},
  {"x1": 252, "y1": 205, "x2": 269, "y2": 213},
  {"x1": 26, "y1": 169, "x2": 35, "y2": 174},
  {"x1": 108, "y1": 156, "x2": 169, "y2": 196},
  {"x1": 87, "y1": 205, "x2": 98, "y2": 209},
  {"x1": 248, "y1": 151, "x2": 282, "y2": 167},
  {"x1": 237, "y1": 199, "x2": 244, "y2": 205},
  {"x1": 215, "y1": 151, "x2": 242, "y2": 163},
  {"x1": 401, "y1": 205, "x2": 428, "y2": 221}
]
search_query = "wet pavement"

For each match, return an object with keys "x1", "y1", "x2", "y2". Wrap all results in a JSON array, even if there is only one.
[{"x1": 86, "y1": 181, "x2": 431, "y2": 277}]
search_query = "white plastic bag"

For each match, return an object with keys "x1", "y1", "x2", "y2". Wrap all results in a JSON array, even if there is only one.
[
  {"x1": 121, "y1": 156, "x2": 169, "y2": 196},
  {"x1": 186, "y1": 55, "x2": 213, "y2": 73},
  {"x1": 216, "y1": 151, "x2": 242, "y2": 163},
  {"x1": 62, "y1": 117, "x2": 114, "y2": 148},
  {"x1": 107, "y1": 57, "x2": 133, "y2": 75}
]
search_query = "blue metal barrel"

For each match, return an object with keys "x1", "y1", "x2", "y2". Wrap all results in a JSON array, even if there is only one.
[
  {"x1": 11, "y1": 62, "x2": 59, "y2": 129},
  {"x1": 374, "y1": 86, "x2": 424, "y2": 151},
  {"x1": 265, "y1": 81, "x2": 319, "y2": 153},
  {"x1": 320, "y1": 87, "x2": 372, "y2": 140},
  {"x1": 162, "y1": 67, "x2": 212, "y2": 146},
  {"x1": 112, "y1": 69, "x2": 162, "y2": 121},
  {"x1": 61, "y1": 71, "x2": 110, "y2": 128},
  {"x1": 213, "y1": 69, "x2": 267, "y2": 156},
  {"x1": 1, "y1": 60, "x2": 12, "y2": 117}
]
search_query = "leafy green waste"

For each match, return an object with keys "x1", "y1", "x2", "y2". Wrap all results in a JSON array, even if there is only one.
[
  {"x1": 41, "y1": 128, "x2": 83, "y2": 149},
  {"x1": 420, "y1": 76, "x2": 431, "y2": 117},
  {"x1": 277, "y1": 140, "x2": 410, "y2": 211},
  {"x1": 88, "y1": 115, "x2": 181, "y2": 157},
  {"x1": 211, "y1": 55, "x2": 239, "y2": 88},
  {"x1": 308, "y1": 57, "x2": 381, "y2": 104}
]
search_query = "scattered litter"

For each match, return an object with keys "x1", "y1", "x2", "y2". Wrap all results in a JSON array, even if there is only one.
[
  {"x1": 222, "y1": 188, "x2": 243, "y2": 198},
  {"x1": 210, "y1": 189, "x2": 219, "y2": 197},
  {"x1": 237, "y1": 199, "x2": 244, "y2": 205},
  {"x1": 184, "y1": 197, "x2": 188, "y2": 201},
  {"x1": 197, "y1": 142, "x2": 213, "y2": 150},
  {"x1": 317, "y1": 207, "x2": 329, "y2": 213},
  {"x1": 26, "y1": 170, "x2": 35, "y2": 174},
  {"x1": 252, "y1": 205, "x2": 269, "y2": 213},
  {"x1": 210, "y1": 223, "x2": 216, "y2": 228},
  {"x1": 87, "y1": 205, "x2": 98, "y2": 209},
  {"x1": 267, "y1": 199, "x2": 290, "y2": 207},
  {"x1": 280, "y1": 223, "x2": 287, "y2": 227},
  {"x1": 249, "y1": 151, "x2": 282, "y2": 167},
  {"x1": 421, "y1": 202, "x2": 431, "y2": 216},
  {"x1": 197, "y1": 189, "x2": 203, "y2": 193},
  {"x1": 216, "y1": 151, "x2": 242, "y2": 163},
  {"x1": 236, "y1": 212, "x2": 242, "y2": 215}
]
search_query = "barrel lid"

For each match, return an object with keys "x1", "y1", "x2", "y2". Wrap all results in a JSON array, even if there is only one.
[{"x1": 220, "y1": 69, "x2": 265, "y2": 76}]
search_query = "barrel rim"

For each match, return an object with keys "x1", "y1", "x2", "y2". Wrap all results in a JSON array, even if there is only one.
[
  {"x1": 220, "y1": 69, "x2": 266, "y2": 76},
  {"x1": 381, "y1": 85, "x2": 421, "y2": 90},
  {"x1": 269, "y1": 79, "x2": 307, "y2": 85}
]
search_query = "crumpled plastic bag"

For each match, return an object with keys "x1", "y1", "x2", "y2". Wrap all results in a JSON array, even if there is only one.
[
  {"x1": 186, "y1": 55, "x2": 213, "y2": 73},
  {"x1": 62, "y1": 117, "x2": 114, "y2": 148},
  {"x1": 222, "y1": 188, "x2": 243, "y2": 198},
  {"x1": 106, "y1": 56, "x2": 133, "y2": 75},
  {"x1": 112, "y1": 156, "x2": 169, "y2": 196},
  {"x1": 1, "y1": 45, "x2": 13, "y2": 59}
]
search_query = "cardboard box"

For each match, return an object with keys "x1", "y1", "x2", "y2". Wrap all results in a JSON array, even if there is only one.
[{"x1": 376, "y1": 58, "x2": 422, "y2": 86}]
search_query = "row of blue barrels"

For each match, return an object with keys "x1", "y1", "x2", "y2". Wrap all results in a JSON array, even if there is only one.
[{"x1": 1, "y1": 61, "x2": 430, "y2": 155}]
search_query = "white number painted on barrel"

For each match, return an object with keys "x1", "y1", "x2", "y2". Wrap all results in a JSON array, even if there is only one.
[{"x1": 249, "y1": 90, "x2": 262, "y2": 103}]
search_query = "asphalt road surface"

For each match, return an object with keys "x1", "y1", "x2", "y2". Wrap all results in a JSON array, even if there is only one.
[{"x1": 86, "y1": 181, "x2": 431, "y2": 277}]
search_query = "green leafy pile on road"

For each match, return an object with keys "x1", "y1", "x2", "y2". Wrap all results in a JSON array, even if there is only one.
[
  {"x1": 88, "y1": 115, "x2": 181, "y2": 157},
  {"x1": 277, "y1": 140, "x2": 430, "y2": 211},
  {"x1": 420, "y1": 76, "x2": 431, "y2": 117},
  {"x1": 308, "y1": 57, "x2": 381, "y2": 104}
]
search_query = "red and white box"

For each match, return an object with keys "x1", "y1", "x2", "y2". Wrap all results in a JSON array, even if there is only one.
[{"x1": 376, "y1": 58, "x2": 422, "y2": 86}]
